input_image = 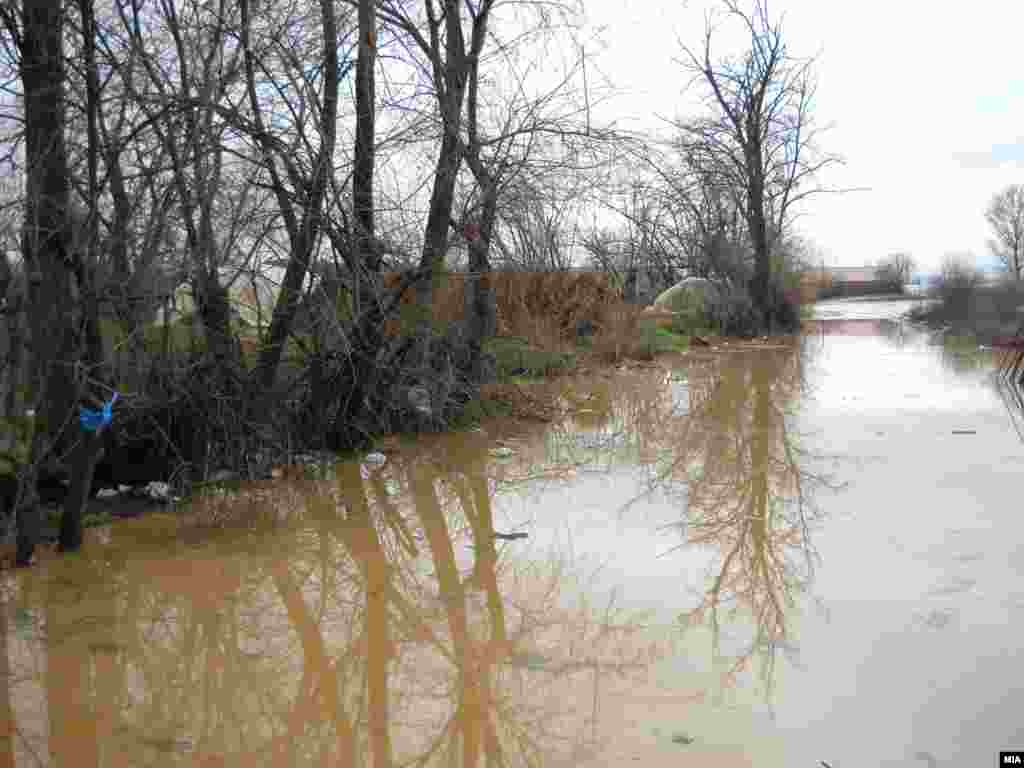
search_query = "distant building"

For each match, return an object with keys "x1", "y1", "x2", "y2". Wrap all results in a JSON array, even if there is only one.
[
  {"x1": 816, "y1": 265, "x2": 894, "y2": 298},
  {"x1": 829, "y1": 266, "x2": 879, "y2": 283}
]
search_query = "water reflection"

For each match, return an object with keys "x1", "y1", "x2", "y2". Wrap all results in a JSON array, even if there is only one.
[
  {"x1": 484, "y1": 341, "x2": 838, "y2": 709},
  {"x1": 2, "y1": 437, "x2": 668, "y2": 767},
  {"x1": 0, "y1": 337, "x2": 853, "y2": 765},
  {"x1": 997, "y1": 374, "x2": 1024, "y2": 444},
  {"x1": 632, "y1": 341, "x2": 840, "y2": 703}
]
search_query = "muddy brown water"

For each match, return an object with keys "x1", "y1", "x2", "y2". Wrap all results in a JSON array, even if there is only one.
[{"x1": 2, "y1": 298, "x2": 1023, "y2": 767}]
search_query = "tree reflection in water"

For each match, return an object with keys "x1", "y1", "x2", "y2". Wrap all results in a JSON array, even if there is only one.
[
  {"x1": 628, "y1": 340, "x2": 843, "y2": 704},
  {"x1": 0, "y1": 340, "x2": 849, "y2": 764},
  {"x1": 1, "y1": 430, "x2": 665, "y2": 767},
  {"x1": 997, "y1": 365, "x2": 1024, "y2": 444}
]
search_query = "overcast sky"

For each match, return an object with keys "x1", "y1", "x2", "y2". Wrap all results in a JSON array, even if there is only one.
[{"x1": 581, "y1": 0, "x2": 1024, "y2": 271}]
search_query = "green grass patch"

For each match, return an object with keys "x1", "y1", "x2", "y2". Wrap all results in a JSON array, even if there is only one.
[
  {"x1": 0, "y1": 414, "x2": 34, "y2": 473},
  {"x1": 485, "y1": 336, "x2": 576, "y2": 379},
  {"x1": 450, "y1": 395, "x2": 514, "y2": 429},
  {"x1": 653, "y1": 327, "x2": 691, "y2": 352},
  {"x1": 83, "y1": 510, "x2": 113, "y2": 528},
  {"x1": 101, "y1": 314, "x2": 312, "y2": 371}
]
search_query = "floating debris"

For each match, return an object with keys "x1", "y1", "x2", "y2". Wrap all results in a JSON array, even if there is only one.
[
  {"x1": 489, "y1": 446, "x2": 516, "y2": 459},
  {"x1": 137, "y1": 482, "x2": 175, "y2": 503},
  {"x1": 493, "y1": 531, "x2": 528, "y2": 541},
  {"x1": 364, "y1": 452, "x2": 388, "y2": 467},
  {"x1": 671, "y1": 732, "x2": 695, "y2": 745},
  {"x1": 952, "y1": 430, "x2": 977, "y2": 435},
  {"x1": 141, "y1": 736, "x2": 193, "y2": 753}
]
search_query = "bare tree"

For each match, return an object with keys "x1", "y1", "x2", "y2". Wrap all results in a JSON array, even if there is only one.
[
  {"x1": 676, "y1": 0, "x2": 840, "y2": 328},
  {"x1": 11, "y1": 0, "x2": 84, "y2": 563},
  {"x1": 496, "y1": 179, "x2": 581, "y2": 272},
  {"x1": 986, "y1": 184, "x2": 1024, "y2": 280},
  {"x1": 353, "y1": 0, "x2": 377, "y2": 280},
  {"x1": 241, "y1": 0, "x2": 347, "y2": 389},
  {"x1": 376, "y1": 0, "x2": 495, "y2": 317}
]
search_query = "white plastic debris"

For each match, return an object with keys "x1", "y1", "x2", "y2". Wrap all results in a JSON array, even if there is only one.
[
  {"x1": 143, "y1": 481, "x2": 173, "y2": 502},
  {"x1": 364, "y1": 452, "x2": 387, "y2": 466},
  {"x1": 96, "y1": 488, "x2": 121, "y2": 500},
  {"x1": 489, "y1": 446, "x2": 515, "y2": 459}
]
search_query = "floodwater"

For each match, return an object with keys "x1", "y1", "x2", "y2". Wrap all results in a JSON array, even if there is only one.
[{"x1": 3, "y1": 298, "x2": 1024, "y2": 767}]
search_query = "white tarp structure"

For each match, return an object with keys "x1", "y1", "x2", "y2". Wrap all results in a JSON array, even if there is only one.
[
  {"x1": 651, "y1": 277, "x2": 725, "y2": 314},
  {"x1": 155, "y1": 272, "x2": 282, "y2": 328}
]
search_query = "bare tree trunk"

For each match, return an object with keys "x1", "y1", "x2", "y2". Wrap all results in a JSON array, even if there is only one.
[
  {"x1": 354, "y1": 0, "x2": 377, "y2": 276},
  {"x1": 0, "y1": 253, "x2": 25, "y2": 441},
  {"x1": 414, "y1": 0, "x2": 470, "y2": 322},
  {"x1": 414, "y1": 130, "x2": 462, "y2": 319},
  {"x1": 746, "y1": 165, "x2": 772, "y2": 324},
  {"x1": 18, "y1": 0, "x2": 77, "y2": 566},
  {"x1": 59, "y1": 0, "x2": 110, "y2": 552},
  {"x1": 247, "y1": 0, "x2": 340, "y2": 391},
  {"x1": 464, "y1": 190, "x2": 497, "y2": 383},
  {"x1": 458, "y1": 0, "x2": 497, "y2": 382},
  {"x1": 338, "y1": 0, "x2": 385, "y2": 431}
]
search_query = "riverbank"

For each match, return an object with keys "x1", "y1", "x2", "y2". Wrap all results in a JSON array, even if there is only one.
[{"x1": 0, "y1": 322, "x2": 703, "y2": 564}]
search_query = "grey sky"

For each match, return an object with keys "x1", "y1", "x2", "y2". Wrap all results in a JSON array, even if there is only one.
[{"x1": 582, "y1": 0, "x2": 1024, "y2": 270}]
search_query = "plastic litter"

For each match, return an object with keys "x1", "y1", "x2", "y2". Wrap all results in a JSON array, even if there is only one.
[
  {"x1": 140, "y1": 481, "x2": 173, "y2": 502},
  {"x1": 80, "y1": 392, "x2": 118, "y2": 433}
]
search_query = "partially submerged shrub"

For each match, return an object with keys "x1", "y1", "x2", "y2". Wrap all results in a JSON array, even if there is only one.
[
  {"x1": 911, "y1": 269, "x2": 1024, "y2": 342},
  {"x1": 935, "y1": 259, "x2": 984, "y2": 330}
]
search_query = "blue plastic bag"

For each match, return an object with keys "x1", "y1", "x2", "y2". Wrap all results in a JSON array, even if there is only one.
[{"x1": 79, "y1": 392, "x2": 118, "y2": 433}]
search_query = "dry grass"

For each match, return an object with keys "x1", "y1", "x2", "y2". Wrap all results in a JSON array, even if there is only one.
[
  {"x1": 384, "y1": 270, "x2": 620, "y2": 346},
  {"x1": 800, "y1": 271, "x2": 834, "y2": 302},
  {"x1": 380, "y1": 270, "x2": 701, "y2": 374},
  {"x1": 587, "y1": 304, "x2": 645, "y2": 363}
]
